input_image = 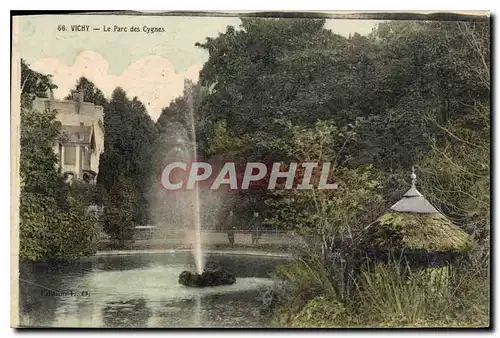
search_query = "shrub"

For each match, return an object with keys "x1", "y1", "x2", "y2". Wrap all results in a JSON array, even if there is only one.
[
  {"x1": 20, "y1": 191, "x2": 97, "y2": 262},
  {"x1": 19, "y1": 104, "x2": 97, "y2": 262},
  {"x1": 291, "y1": 296, "x2": 349, "y2": 328},
  {"x1": 271, "y1": 255, "x2": 343, "y2": 326},
  {"x1": 354, "y1": 260, "x2": 490, "y2": 327},
  {"x1": 270, "y1": 254, "x2": 489, "y2": 328},
  {"x1": 103, "y1": 177, "x2": 141, "y2": 246}
]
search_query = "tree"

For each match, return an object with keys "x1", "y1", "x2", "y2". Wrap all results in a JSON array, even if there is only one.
[
  {"x1": 263, "y1": 120, "x2": 384, "y2": 260},
  {"x1": 419, "y1": 104, "x2": 490, "y2": 242},
  {"x1": 19, "y1": 62, "x2": 96, "y2": 261},
  {"x1": 65, "y1": 76, "x2": 107, "y2": 107},
  {"x1": 98, "y1": 87, "x2": 133, "y2": 190},
  {"x1": 196, "y1": 19, "x2": 489, "y2": 177},
  {"x1": 21, "y1": 59, "x2": 57, "y2": 103},
  {"x1": 196, "y1": 19, "x2": 352, "y2": 138},
  {"x1": 194, "y1": 17, "x2": 490, "y2": 249},
  {"x1": 418, "y1": 21, "x2": 490, "y2": 243},
  {"x1": 98, "y1": 87, "x2": 157, "y2": 239},
  {"x1": 103, "y1": 177, "x2": 140, "y2": 246}
]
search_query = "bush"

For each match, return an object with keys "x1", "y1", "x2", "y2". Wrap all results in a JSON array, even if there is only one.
[
  {"x1": 354, "y1": 260, "x2": 490, "y2": 327},
  {"x1": 270, "y1": 256, "x2": 344, "y2": 326},
  {"x1": 19, "y1": 104, "x2": 97, "y2": 262},
  {"x1": 103, "y1": 177, "x2": 141, "y2": 246},
  {"x1": 20, "y1": 191, "x2": 97, "y2": 262},
  {"x1": 270, "y1": 255, "x2": 489, "y2": 328},
  {"x1": 291, "y1": 296, "x2": 349, "y2": 328}
]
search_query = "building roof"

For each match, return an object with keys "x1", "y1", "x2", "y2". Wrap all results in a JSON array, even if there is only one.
[
  {"x1": 390, "y1": 188, "x2": 440, "y2": 213},
  {"x1": 61, "y1": 125, "x2": 93, "y2": 144},
  {"x1": 365, "y1": 212, "x2": 474, "y2": 253},
  {"x1": 390, "y1": 168, "x2": 439, "y2": 214}
]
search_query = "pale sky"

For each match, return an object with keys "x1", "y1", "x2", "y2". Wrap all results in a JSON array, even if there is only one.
[{"x1": 17, "y1": 15, "x2": 381, "y2": 121}]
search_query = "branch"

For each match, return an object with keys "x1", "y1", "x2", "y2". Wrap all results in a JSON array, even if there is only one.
[{"x1": 21, "y1": 73, "x2": 30, "y2": 94}]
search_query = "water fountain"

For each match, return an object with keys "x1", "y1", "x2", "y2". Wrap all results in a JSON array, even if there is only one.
[
  {"x1": 185, "y1": 86, "x2": 204, "y2": 275},
  {"x1": 19, "y1": 86, "x2": 285, "y2": 328},
  {"x1": 149, "y1": 82, "x2": 236, "y2": 287},
  {"x1": 178, "y1": 85, "x2": 236, "y2": 286}
]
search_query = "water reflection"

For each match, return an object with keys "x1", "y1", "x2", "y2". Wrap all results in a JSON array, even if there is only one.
[
  {"x1": 18, "y1": 252, "x2": 289, "y2": 327},
  {"x1": 102, "y1": 298, "x2": 152, "y2": 328},
  {"x1": 18, "y1": 282, "x2": 59, "y2": 327},
  {"x1": 193, "y1": 295, "x2": 202, "y2": 328},
  {"x1": 151, "y1": 298, "x2": 197, "y2": 327}
]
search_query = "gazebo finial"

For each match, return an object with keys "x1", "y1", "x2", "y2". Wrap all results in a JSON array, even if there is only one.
[
  {"x1": 410, "y1": 166, "x2": 417, "y2": 189},
  {"x1": 389, "y1": 165, "x2": 439, "y2": 213}
]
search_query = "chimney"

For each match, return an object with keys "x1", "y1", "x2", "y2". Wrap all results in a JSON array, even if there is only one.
[
  {"x1": 73, "y1": 91, "x2": 84, "y2": 114},
  {"x1": 78, "y1": 90, "x2": 84, "y2": 104}
]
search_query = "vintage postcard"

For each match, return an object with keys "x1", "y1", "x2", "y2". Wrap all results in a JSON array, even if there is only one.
[{"x1": 11, "y1": 11, "x2": 491, "y2": 328}]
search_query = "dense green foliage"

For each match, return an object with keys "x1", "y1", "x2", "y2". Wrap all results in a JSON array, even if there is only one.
[
  {"x1": 19, "y1": 61, "x2": 96, "y2": 261},
  {"x1": 102, "y1": 176, "x2": 141, "y2": 245},
  {"x1": 20, "y1": 191, "x2": 97, "y2": 261},
  {"x1": 21, "y1": 59, "x2": 57, "y2": 102},
  {"x1": 187, "y1": 17, "x2": 490, "y2": 247},
  {"x1": 181, "y1": 18, "x2": 489, "y2": 327},
  {"x1": 419, "y1": 103, "x2": 490, "y2": 242},
  {"x1": 64, "y1": 76, "x2": 108, "y2": 107},
  {"x1": 194, "y1": 20, "x2": 488, "y2": 171},
  {"x1": 271, "y1": 255, "x2": 489, "y2": 328},
  {"x1": 97, "y1": 88, "x2": 157, "y2": 241}
]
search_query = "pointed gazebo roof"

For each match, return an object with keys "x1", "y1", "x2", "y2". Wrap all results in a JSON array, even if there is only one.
[
  {"x1": 362, "y1": 167, "x2": 473, "y2": 253},
  {"x1": 390, "y1": 167, "x2": 439, "y2": 214}
]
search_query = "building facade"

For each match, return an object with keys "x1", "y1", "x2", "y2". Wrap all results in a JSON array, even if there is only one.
[{"x1": 33, "y1": 92, "x2": 104, "y2": 184}]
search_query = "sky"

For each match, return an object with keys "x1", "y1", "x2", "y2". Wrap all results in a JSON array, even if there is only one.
[{"x1": 17, "y1": 15, "x2": 382, "y2": 121}]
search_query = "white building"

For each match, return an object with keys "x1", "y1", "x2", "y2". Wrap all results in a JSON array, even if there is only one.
[{"x1": 33, "y1": 92, "x2": 105, "y2": 184}]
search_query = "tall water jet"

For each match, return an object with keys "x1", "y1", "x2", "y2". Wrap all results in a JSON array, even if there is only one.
[
  {"x1": 186, "y1": 83, "x2": 204, "y2": 275},
  {"x1": 149, "y1": 81, "x2": 223, "y2": 276}
]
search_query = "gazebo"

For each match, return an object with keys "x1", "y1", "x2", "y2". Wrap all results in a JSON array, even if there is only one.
[{"x1": 361, "y1": 167, "x2": 473, "y2": 268}]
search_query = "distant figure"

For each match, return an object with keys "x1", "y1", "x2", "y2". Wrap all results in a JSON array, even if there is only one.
[
  {"x1": 227, "y1": 211, "x2": 235, "y2": 246},
  {"x1": 251, "y1": 212, "x2": 261, "y2": 245},
  {"x1": 251, "y1": 229, "x2": 260, "y2": 245},
  {"x1": 228, "y1": 226, "x2": 235, "y2": 247}
]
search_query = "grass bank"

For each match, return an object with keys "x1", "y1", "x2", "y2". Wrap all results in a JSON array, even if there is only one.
[{"x1": 268, "y1": 252, "x2": 490, "y2": 328}]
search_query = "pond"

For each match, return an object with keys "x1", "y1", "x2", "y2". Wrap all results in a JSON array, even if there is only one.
[{"x1": 18, "y1": 251, "x2": 290, "y2": 328}]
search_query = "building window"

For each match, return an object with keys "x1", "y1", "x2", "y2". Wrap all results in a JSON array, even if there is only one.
[
  {"x1": 81, "y1": 146, "x2": 91, "y2": 169},
  {"x1": 58, "y1": 143, "x2": 63, "y2": 168},
  {"x1": 64, "y1": 145, "x2": 76, "y2": 165}
]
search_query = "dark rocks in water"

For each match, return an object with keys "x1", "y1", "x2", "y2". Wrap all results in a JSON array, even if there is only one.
[{"x1": 178, "y1": 268, "x2": 236, "y2": 287}]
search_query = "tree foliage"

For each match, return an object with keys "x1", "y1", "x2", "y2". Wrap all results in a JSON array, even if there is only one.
[
  {"x1": 103, "y1": 176, "x2": 141, "y2": 245},
  {"x1": 262, "y1": 120, "x2": 383, "y2": 258},
  {"x1": 21, "y1": 59, "x2": 57, "y2": 103},
  {"x1": 196, "y1": 19, "x2": 489, "y2": 172},
  {"x1": 98, "y1": 87, "x2": 158, "y2": 238},
  {"x1": 190, "y1": 18, "x2": 490, "y2": 263},
  {"x1": 64, "y1": 76, "x2": 107, "y2": 107},
  {"x1": 19, "y1": 62, "x2": 96, "y2": 261}
]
